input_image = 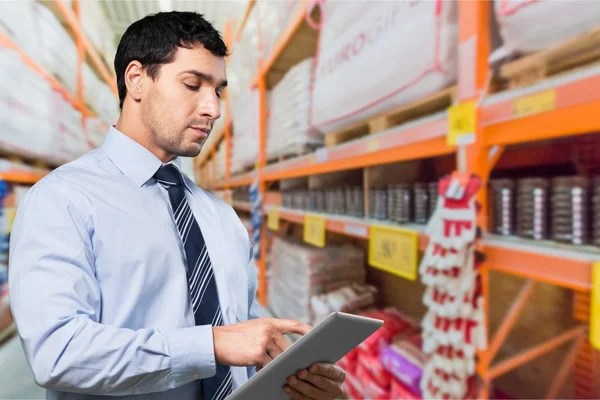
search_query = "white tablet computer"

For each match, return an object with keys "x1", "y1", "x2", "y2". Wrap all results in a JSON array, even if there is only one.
[{"x1": 227, "y1": 311, "x2": 383, "y2": 400}]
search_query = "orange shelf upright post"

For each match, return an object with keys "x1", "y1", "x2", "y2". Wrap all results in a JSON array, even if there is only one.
[
  {"x1": 458, "y1": 0, "x2": 491, "y2": 397},
  {"x1": 257, "y1": 71, "x2": 267, "y2": 307},
  {"x1": 54, "y1": 0, "x2": 118, "y2": 97}
]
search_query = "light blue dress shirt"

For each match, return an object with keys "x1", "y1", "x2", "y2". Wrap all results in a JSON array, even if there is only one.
[{"x1": 8, "y1": 127, "x2": 261, "y2": 399}]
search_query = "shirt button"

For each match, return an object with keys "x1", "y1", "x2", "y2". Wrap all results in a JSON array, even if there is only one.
[{"x1": 193, "y1": 373, "x2": 201, "y2": 380}]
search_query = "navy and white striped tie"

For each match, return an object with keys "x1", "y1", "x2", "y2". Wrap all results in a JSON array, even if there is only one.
[{"x1": 154, "y1": 164, "x2": 232, "y2": 400}]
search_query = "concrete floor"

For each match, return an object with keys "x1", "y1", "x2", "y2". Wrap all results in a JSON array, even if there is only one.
[{"x1": 0, "y1": 334, "x2": 45, "y2": 399}]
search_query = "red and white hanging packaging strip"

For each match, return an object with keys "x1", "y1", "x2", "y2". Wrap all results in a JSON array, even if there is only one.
[{"x1": 419, "y1": 173, "x2": 485, "y2": 400}]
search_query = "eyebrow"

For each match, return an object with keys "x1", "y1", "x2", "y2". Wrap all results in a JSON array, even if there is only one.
[{"x1": 178, "y1": 70, "x2": 228, "y2": 88}]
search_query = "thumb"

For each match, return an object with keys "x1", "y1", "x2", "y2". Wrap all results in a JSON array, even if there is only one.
[{"x1": 272, "y1": 319, "x2": 312, "y2": 336}]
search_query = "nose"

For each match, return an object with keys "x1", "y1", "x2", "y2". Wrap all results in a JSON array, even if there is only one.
[{"x1": 197, "y1": 87, "x2": 221, "y2": 121}]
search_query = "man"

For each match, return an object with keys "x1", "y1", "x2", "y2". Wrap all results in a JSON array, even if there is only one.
[{"x1": 9, "y1": 11, "x2": 345, "y2": 400}]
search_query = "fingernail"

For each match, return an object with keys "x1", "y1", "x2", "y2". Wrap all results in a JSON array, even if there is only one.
[
  {"x1": 284, "y1": 386, "x2": 291, "y2": 394},
  {"x1": 298, "y1": 370, "x2": 308, "y2": 379},
  {"x1": 289, "y1": 377, "x2": 297, "y2": 385}
]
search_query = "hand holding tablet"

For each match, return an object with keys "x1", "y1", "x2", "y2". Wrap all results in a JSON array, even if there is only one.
[{"x1": 226, "y1": 312, "x2": 383, "y2": 400}]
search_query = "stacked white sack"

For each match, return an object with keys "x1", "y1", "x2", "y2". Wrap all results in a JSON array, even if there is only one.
[
  {"x1": 86, "y1": 118, "x2": 108, "y2": 148},
  {"x1": 311, "y1": 0, "x2": 457, "y2": 134},
  {"x1": 215, "y1": 143, "x2": 226, "y2": 182},
  {"x1": 230, "y1": 88, "x2": 260, "y2": 174},
  {"x1": 83, "y1": 64, "x2": 120, "y2": 125},
  {"x1": 227, "y1": 7, "x2": 260, "y2": 108},
  {"x1": 0, "y1": 2, "x2": 118, "y2": 126},
  {"x1": 495, "y1": 0, "x2": 600, "y2": 53},
  {"x1": 267, "y1": 237, "x2": 366, "y2": 324},
  {"x1": 267, "y1": 58, "x2": 322, "y2": 160},
  {"x1": 0, "y1": 48, "x2": 61, "y2": 163},
  {"x1": 257, "y1": 1, "x2": 304, "y2": 61}
]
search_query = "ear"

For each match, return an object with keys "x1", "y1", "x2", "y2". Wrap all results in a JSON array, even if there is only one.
[{"x1": 124, "y1": 60, "x2": 146, "y2": 102}]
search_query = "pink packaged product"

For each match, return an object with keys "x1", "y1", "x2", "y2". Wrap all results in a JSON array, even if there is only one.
[
  {"x1": 344, "y1": 370, "x2": 364, "y2": 399},
  {"x1": 391, "y1": 377, "x2": 422, "y2": 400},
  {"x1": 357, "y1": 351, "x2": 392, "y2": 388},
  {"x1": 356, "y1": 363, "x2": 389, "y2": 400},
  {"x1": 380, "y1": 333, "x2": 426, "y2": 397},
  {"x1": 357, "y1": 307, "x2": 419, "y2": 355}
]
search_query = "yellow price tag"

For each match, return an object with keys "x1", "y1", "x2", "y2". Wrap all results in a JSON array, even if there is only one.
[
  {"x1": 447, "y1": 100, "x2": 476, "y2": 146},
  {"x1": 514, "y1": 89, "x2": 556, "y2": 117},
  {"x1": 4, "y1": 208, "x2": 16, "y2": 234},
  {"x1": 368, "y1": 225, "x2": 418, "y2": 280},
  {"x1": 590, "y1": 262, "x2": 600, "y2": 349},
  {"x1": 304, "y1": 215, "x2": 326, "y2": 247},
  {"x1": 267, "y1": 208, "x2": 280, "y2": 231}
]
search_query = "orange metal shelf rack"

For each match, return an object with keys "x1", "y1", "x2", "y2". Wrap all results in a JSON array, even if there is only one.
[
  {"x1": 0, "y1": 0, "x2": 118, "y2": 184},
  {"x1": 202, "y1": 1, "x2": 600, "y2": 398}
]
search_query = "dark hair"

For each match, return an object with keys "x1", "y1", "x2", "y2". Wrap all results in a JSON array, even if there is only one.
[{"x1": 114, "y1": 11, "x2": 229, "y2": 109}]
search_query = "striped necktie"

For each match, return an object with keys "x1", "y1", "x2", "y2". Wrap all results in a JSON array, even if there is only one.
[{"x1": 154, "y1": 164, "x2": 232, "y2": 400}]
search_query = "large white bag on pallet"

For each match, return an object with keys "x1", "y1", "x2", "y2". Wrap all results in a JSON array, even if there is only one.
[
  {"x1": 495, "y1": 0, "x2": 600, "y2": 53},
  {"x1": 267, "y1": 237, "x2": 366, "y2": 324},
  {"x1": 230, "y1": 88, "x2": 259, "y2": 174},
  {"x1": 311, "y1": 0, "x2": 458, "y2": 134},
  {"x1": 267, "y1": 58, "x2": 322, "y2": 160}
]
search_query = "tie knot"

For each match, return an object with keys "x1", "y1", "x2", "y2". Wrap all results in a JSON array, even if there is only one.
[{"x1": 154, "y1": 164, "x2": 183, "y2": 188}]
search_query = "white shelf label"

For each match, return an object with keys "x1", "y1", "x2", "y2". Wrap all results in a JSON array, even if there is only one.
[{"x1": 344, "y1": 224, "x2": 368, "y2": 238}]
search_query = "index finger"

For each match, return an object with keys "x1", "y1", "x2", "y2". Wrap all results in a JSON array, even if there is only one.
[
  {"x1": 272, "y1": 319, "x2": 312, "y2": 336},
  {"x1": 308, "y1": 363, "x2": 346, "y2": 381}
]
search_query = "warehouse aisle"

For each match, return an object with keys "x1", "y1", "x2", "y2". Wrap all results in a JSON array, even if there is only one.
[{"x1": 0, "y1": 335, "x2": 44, "y2": 399}]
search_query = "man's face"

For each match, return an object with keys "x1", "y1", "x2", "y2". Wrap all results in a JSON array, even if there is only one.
[{"x1": 140, "y1": 45, "x2": 227, "y2": 160}]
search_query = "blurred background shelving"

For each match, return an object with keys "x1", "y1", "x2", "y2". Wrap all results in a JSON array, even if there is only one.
[{"x1": 1, "y1": 1, "x2": 600, "y2": 400}]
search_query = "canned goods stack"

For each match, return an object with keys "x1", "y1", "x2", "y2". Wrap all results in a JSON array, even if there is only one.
[
  {"x1": 325, "y1": 189, "x2": 335, "y2": 214},
  {"x1": 346, "y1": 186, "x2": 363, "y2": 218},
  {"x1": 593, "y1": 177, "x2": 600, "y2": 247},
  {"x1": 308, "y1": 190, "x2": 318, "y2": 212},
  {"x1": 551, "y1": 176, "x2": 589, "y2": 245},
  {"x1": 282, "y1": 191, "x2": 293, "y2": 208},
  {"x1": 316, "y1": 189, "x2": 326, "y2": 213},
  {"x1": 370, "y1": 188, "x2": 388, "y2": 220},
  {"x1": 387, "y1": 185, "x2": 397, "y2": 223},
  {"x1": 387, "y1": 183, "x2": 412, "y2": 223},
  {"x1": 334, "y1": 188, "x2": 346, "y2": 215},
  {"x1": 428, "y1": 181, "x2": 439, "y2": 218},
  {"x1": 517, "y1": 178, "x2": 549, "y2": 241},
  {"x1": 490, "y1": 179, "x2": 515, "y2": 236},
  {"x1": 413, "y1": 183, "x2": 429, "y2": 224}
]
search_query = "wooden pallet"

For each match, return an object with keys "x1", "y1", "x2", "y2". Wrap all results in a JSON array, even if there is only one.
[
  {"x1": 324, "y1": 86, "x2": 457, "y2": 147},
  {"x1": 266, "y1": 146, "x2": 317, "y2": 165},
  {"x1": 501, "y1": 26, "x2": 600, "y2": 89}
]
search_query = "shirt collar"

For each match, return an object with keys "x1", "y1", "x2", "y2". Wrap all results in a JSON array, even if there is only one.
[{"x1": 100, "y1": 126, "x2": 191, "y2": 192}]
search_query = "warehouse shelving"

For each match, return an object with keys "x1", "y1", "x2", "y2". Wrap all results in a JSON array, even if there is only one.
[
  {"x1": 0, "y1": 0, "x2": 117, "y2": 185},
  {"x1": 481, "y1": 64, "x2": 600, "y2": 146},
  {"x1": 199, "y1": 1, "x2": 600, "y2": 398},
  {"x1": 0, "y1": 33, "x2": 92, "y2": 117},
  {"x1": 0, "y1": 171, "x2": 48, "y2": 185},
  {"x1": 262, "y1": 113, "x2": 453, "y2": 182}
]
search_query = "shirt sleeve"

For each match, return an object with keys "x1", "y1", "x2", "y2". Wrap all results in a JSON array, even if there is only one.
[{"x1": 8, "y1": 181, "x2": 216, "y2": 395}]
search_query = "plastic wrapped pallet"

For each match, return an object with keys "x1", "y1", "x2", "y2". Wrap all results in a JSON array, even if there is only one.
[
  {"x1": 215, "y1": 143, "x2": 226, "y2": 182},
  {"x1": 86, "y1": 118, "x2": 108, "y2": 148},
  {"x1": 495, "y1": 0, "x2": 600, "y2": 53},
  {"x1": 267, "y1": 58, "x2": 322, "y2": 160},
  {"x1": 230, "y1": 88, "x2": 260, "y2": 174},
  {"x1": 0, "y1": 48, "x2": 61, "y2": 163},
  {"x1": 227, "y1": 6, "x2": 260, "y2": 107},
  {"x1": 83, "y1": 64, "x2": 120, "y2": 124},
  {"x1": 257, "y1": 1, "x2": 304, "y2": 61},
  {"x1": 311, "y1": 0, "x2": 458, "y2": 134},
  {"x1": 267, "y1": 237, "x2": 366, "y2": 324}
]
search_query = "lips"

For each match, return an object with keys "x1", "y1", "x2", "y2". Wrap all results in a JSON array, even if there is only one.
[{"x1": 190, "y1": 126, "x2": 210, "y2": 138}]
